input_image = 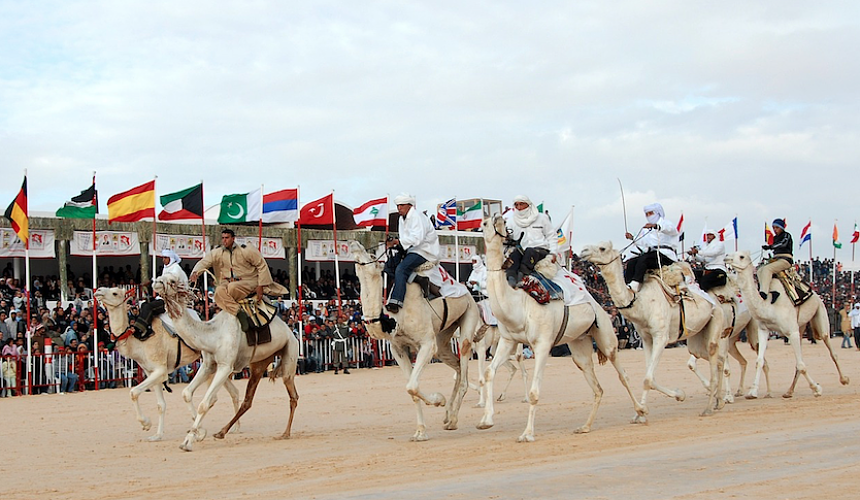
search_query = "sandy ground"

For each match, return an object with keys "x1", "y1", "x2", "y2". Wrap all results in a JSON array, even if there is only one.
[{"x1": 2, "y1": 338, "x2": 859, "y2": 500}]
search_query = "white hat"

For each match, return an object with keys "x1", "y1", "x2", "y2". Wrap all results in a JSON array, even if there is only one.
[{"x1": 393, "y1": 193, "x2": 416, "y2": 206}]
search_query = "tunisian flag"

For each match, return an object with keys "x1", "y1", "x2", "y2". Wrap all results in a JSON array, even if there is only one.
[{"x1": 299, "y1": 193, "x2": 334, "y2": 225}]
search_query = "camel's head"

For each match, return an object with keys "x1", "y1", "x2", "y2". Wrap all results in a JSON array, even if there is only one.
[
  {"x1": 153, "y1": 275, "x2": 194, "y2": 319},
  {"x1": 481, "y1": 215, "x2": 507, "y2": 243},
  {"x1": 580, "y1": 241, "x2": 618, "y2": 266},
  {"x1": 94, "y1": 287, "x2": 131, "y2": 310},
  {"x1": 349, "y1": 241, "x2": 384, "y2": 274},
  {"x1": 725, "y1": 251, "x2": 752, "y2": 271}
]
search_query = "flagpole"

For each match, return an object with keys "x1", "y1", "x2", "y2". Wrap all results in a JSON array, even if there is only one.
[
  {"x1": 22, "y1": 169, "x2": 32, "y2": 394},
  {"x1": 454, "y1": 197, "x2": 460, "y2": 282},
  {"x1": 296, "y1": 186, "x2": 304, "y2": 358},
  {"x1": 201, "y1": 180, "x2": 209, "y2": 320},
  {"x1": 383, "y1": 194, "x2": 389, "y2": 292},
  {"x1": 91, "y1": 171, "x2": 100, "y2": 389},
  {"x1": 331, "y1": 190, "x2": 342, "y2": 316},
  {"x1": 833, "y1": 220, "x2": 838, "y2": 309},
  {"x1": 258, "y1": 184, "x2": 264, "y2": 251},
  {"x1": 852, "y1": 220, "x2": 856, "y2": 299},
  {"x1": 568, "y1": 205, "x2": 575, "y2": 271},
  {"x1": 151, "y1": 176, "x2": 158, "y2": 283}
]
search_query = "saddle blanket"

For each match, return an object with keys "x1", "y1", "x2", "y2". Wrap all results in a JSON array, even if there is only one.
[
  {"x1": 414, "y1": 265, "x2": 470, "y2": 299},
  {"x1": 549, "y1": 268, "x2": 602, "y2": 309}
]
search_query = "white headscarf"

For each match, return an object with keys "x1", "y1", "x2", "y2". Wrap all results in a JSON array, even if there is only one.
[
  {"x1": 161, "y1": 249, "x2": 181, "y2": 267},
  {"x1": 643, "y1": 203, "x2": 664, "y2": 225},
  {"x1": 393, "y1": 193, "x2": 416, "y2": 206},
  {"x1": 512, "y1": 195, "x2": 539, "y2": 228}
]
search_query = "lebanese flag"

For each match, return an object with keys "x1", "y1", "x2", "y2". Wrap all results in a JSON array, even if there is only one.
[
  {"x1": 353, "y1": 197, "x2": 388, "y2": 227},
  {"x1": 159, "y1": 183, "x2": 204, "y2": 221},
  {"x1": 299, "y1": 193, "x2": 334, "y2": 225},
  {"x1": 457, "y1": 201, "x2": 483, "y2": 230}
]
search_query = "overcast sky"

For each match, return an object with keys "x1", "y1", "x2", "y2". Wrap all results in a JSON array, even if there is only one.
[{"x1": 2, "y1": 1, "x2": 859, "y2": 259}]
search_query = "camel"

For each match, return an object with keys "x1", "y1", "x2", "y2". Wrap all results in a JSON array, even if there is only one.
[
  {"x1": 478, "y1": 216, "x2": 645, "y2": 442},
  {"x1": 580, "y1": 241, "x2": 727, "y2": 421},
  {"x1": 686, "y1": 280, "x2": 772, "y2": 401},
  {"x1": 153, "y1": 274, "x2": 299, "y2": 451},
  {"x1": 95, "y1": 287, "x2": 242, "y2": 441},
  {"x1": 725, "y1": 251, "x2": 849, "y2": 398},
  {"x1": 470, "y1": 325, "x2": 529, "y2": 408},
  {"x1": 350, "y1": 241, "x2": 481, "y2": 441}
]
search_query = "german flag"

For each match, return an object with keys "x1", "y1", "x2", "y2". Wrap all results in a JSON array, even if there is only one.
[
  {"x1": 108, "y1": 180, "x2": 156, "y2": 223},
  {"x1": 4, "y1": 176, "x2": 28, "y2": 244}
]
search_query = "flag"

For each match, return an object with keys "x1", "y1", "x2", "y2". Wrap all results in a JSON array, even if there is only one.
[
  {"x1": 218, "y1": 188, "x2": 262, "y2": 224},
  {"x1": 436, "y1": 198, "x2": 456, "y2": 229},
  {"x1": 799, "y1": 220, "x2": 811, "y2": 248},
  {"x1": 555, "y1": 207, "x2": 574, "y2": 253},
  {"x1": 764, "y1": 222, "x2": 774, "y2": 245},
  {"x1": 537, "y1": 202, "x2": 544, "y2": 213},
  {"x1": 56, "y1": 182, "x2": 97, "y2": 219},
  {"x1": 299, "y1": 193, "x2": 334, "y2": 225},
  {"x1": 4, "y1": 176, "x2": 28, "y2": 243},
  {"x1": 851, "y1": 223, "x2": 859, "y2": 244},
  {"x1": 717, "y1": 218, "x2": 738, "y2": 242},
  {"x1": 108, "y1": 180, "x2": 155, "y2": 223},
  {"x1": 353, "y1": 197, "x2": 387, "y2": 227},
  {"x1": 457, "y1": 201, "x2": 483, "y2": 230},
  {"x1": 158, "y1": 183, "x2": 203, "y2": 221},
  {"x1": 676, "y1": 213, "x2": 684, "y2": 242},
  {"x1": 262, "y1": 189, "x2": 299, "y2": 223},
  {"x1": 833, "y1": 223, "x2": 842, "y2": 249}
]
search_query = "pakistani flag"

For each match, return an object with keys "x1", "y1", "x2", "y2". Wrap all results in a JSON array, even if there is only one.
[
  {"x1": 56, "y1": 183, "x2": 97, "y2": 219},
  {"x1": 457, "y1": 201, "x2": 483, "y2": 230},
  {"x1": 218, "y1": 189, "x2": 262, "y2": 224}
]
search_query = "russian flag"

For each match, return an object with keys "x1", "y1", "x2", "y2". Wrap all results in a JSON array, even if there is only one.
[
  {"x1": 262, "y1": 188, "x2": 299, "y2": 223},
  {"x1": 799, "y1": 220, "x2": 811, "y2": 247}
]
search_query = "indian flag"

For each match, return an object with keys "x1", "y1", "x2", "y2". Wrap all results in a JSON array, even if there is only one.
[
  {"x1": 457, "y1": 201, "x2": 483, "y2": 230},
  {"x1": 354, "y1": 197, "x2": 388, "y2": 227}
]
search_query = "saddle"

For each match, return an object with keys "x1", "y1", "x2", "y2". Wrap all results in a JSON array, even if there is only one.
[
  {"x1": 518, "y1": 273, "x2": 564, "y2": 305},
  {"x1": 237, "y1": 296, "x2": 278, "y2": 346},
  {"x1": 775, "y1": 267, "x2": 814, "y2": 306}
]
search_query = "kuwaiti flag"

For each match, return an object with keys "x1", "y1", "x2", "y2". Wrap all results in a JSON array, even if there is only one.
[
  {"x1": 851, "y1": 223, "x2": 859, "y2": 244},
  {"x1": 218, "y1": 188, "x2": 262, "y2": 224},
  {"x1": 354, "y1": 197, "x2": 388, "y2": 227},
  {"x1": 799, "y1": 220, "x2": 812, "y2": 247},
  {"x1": 262, "y1": 189, "x2": 299, "y2": 223},
  {"x1": 457, "y1": 201, "x2": 482, "y2": 230},
  {"x1": 56, "y1": 181, "x2": 98, "y2": 219},
  {"x1": 159, "y1": 183, "x2": 203, "y2": 221}
]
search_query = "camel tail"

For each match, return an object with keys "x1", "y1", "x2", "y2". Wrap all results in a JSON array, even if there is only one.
[
  {"x1": 597, "y1": 349, "x2": 608, "y2": 366},
  {"x1": 270, "y1": 330, "x2": 300, "y2": 382}
]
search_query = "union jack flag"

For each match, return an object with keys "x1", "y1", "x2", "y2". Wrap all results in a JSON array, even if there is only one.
[{"x1": 436, "y1": 198, "x2": 457, "y2": 229}]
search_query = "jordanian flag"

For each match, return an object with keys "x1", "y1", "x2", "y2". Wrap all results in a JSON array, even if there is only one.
[
  {"x1": 457, "y1": 201, "x2": 482, "y2": 230},
  {"x1": 56, "y1": 182, "x2": 97, "y2": 219},
  {"x1": 218, "y1": 189, "x2": 262, "y2": 224},
  {"x1": 159, "y1": 183, "x2": 204, "y2": 221}
]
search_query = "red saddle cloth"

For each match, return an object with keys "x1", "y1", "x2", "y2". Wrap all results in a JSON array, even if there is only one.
[{"x1": 519, "y1": 276, "x2": 550, "y2": 304}]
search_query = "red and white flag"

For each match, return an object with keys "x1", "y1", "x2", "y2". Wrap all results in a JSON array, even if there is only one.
[
  {"x1": 299, "y1": 193, "x2": 334, "y2": 225},
  {"x1": 353, "y1": 197, "x2": 388, "y2": 227}
]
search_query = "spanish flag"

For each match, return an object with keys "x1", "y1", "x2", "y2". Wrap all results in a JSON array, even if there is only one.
[
  {"x1": 108, "y1": 180, "x2": 156, "y2": 223},
  {"x1": 4, "y1": 176, "x2": 28, "y2": 244}
]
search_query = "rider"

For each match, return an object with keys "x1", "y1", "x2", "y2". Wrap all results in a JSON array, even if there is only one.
[
  {"x1": 124, "y1": 249, "x2": 185, "y2": 339},
  {"x1": 189, "y1": 228, "x2": 287, "y2": 331},
  {"x1": 383, "y1": 194, "x2": 440, "y2": 314},
  {"x1": 504, "y1": 195, "x2": 557, "y2": 288},
  {"x1": 624, "y1": 203, "x2": 679, "y2": 292},
  {"x1": 759, "y1": 218, "x2": 793, "y2": 303},
  {"x1": 688, "y1": 229, "x2": 727, "y2": 292}
]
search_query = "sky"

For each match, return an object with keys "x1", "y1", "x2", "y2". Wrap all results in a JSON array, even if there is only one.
[{"x1": 2, "y1": 1, "x2": 859, "y2": 260}]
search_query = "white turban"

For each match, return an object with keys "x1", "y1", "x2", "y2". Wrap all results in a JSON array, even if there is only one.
[
  {"x1": 512, "y1": 195, "x2": 539, "y2": 228},
  {"x1": 643, "y1": 203, "x2": 664, "y2": 225},
  {"x1": 393, "y1": 193, "x2": 416, "y2": 206},
  {"x1": 161, "y1": 249, "x2": 181, "y2": 267},
  {"x1": 704, "y1": 229, "x2": 717, "y2": 237}
]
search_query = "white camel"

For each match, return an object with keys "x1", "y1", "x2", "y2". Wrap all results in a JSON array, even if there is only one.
[
  {"x1": 470, "y1": 325, "x2": 529, "y2": 408},
  {"x1": 725, "y1": 251, "x2": 849, "y2": 398},
  {"x1": 95, "y1": 287, "x2": 242, "y2": 441},
  {"x1": 350, "y1": 241, "x2": 481, "y2": 441},
  {"x1": 153, "y1": 275, "x2": 299, "y2": 451},
  {"x1": 477, "y1": 216, "x2": 645, "y2": 442},
  {"x1": 686, "y1": 279, "x2": 772, "y2": 401},
  {"x1": 581, "y1": 241, "x2": 727, "y2": 421}
]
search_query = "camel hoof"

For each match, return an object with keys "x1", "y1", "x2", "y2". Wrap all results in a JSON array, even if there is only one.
[
  {"x1": 444, "y1": 422, "x2": 458, "y2": 431},
  {"x1": 429, "y1": 393, "x2": 446, "y2": 407},
  {"x1": 179, "y1": 440, "x2": 193, "y2": 452},
  {"x1": 631, "y1": 415, "x2": 647, "y2": 425},
  {"x1": 763, "y1": 393, "x2": 773, "y2": 399},
  {"x1": 700, "y1": 408, "x2": 714, "y2": 417},
  {"x1": 473, "y1": 402, "x2": 485, "y2": 408},
  {"x1": 734, "y1": 390, "x2": 744, "y2": 398},
  {"x1": 516, "y1": 434, "x2": 535, "y2": 443},
  {"x1": 724, "y1": 394, "x2": 734, "y2": 404},
  {"x1": 496, "y1": 394, "x2": 507, "y2": 402},
  {"x1": 141, "y1": 418, "x2": 152, "y2": 432},
  {"x1": 745, "y1": 392, "x2": 758, "y2": 400},
  {"x1": 476, "y1": 420, "x2": 494, "y2": 430},
  {"x1": 781, "y1": 392, "x2": 793, "y2": 399},
  {"x1": 841, "y1": 376, "x2": 850, "y2": 386},
  {"x1": 573, "y1": 426, "x2": 591, "y2": 434},
  {"x1": 146, "y1": 434, "x2": 163, "y2": 442},
  {"x1": 812, "y1": 385, "x2": 823, "y2": 397},
  {"x1": 410, "y1": 432, "x2": 429, "y2": 442},
  {"x1": 674, "y1": 390, "x2": 687, "y2": 402},
  {"x1": 213, "y1": 431, "x2": 225, "y2": 440},
  {"x1": 274, "y1": 433, "x2": 291, "y2": 440}
]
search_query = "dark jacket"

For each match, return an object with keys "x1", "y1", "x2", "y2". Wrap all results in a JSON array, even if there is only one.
[{"x1": 765, "y1": 231, "x2": 793, "y2": 256}]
